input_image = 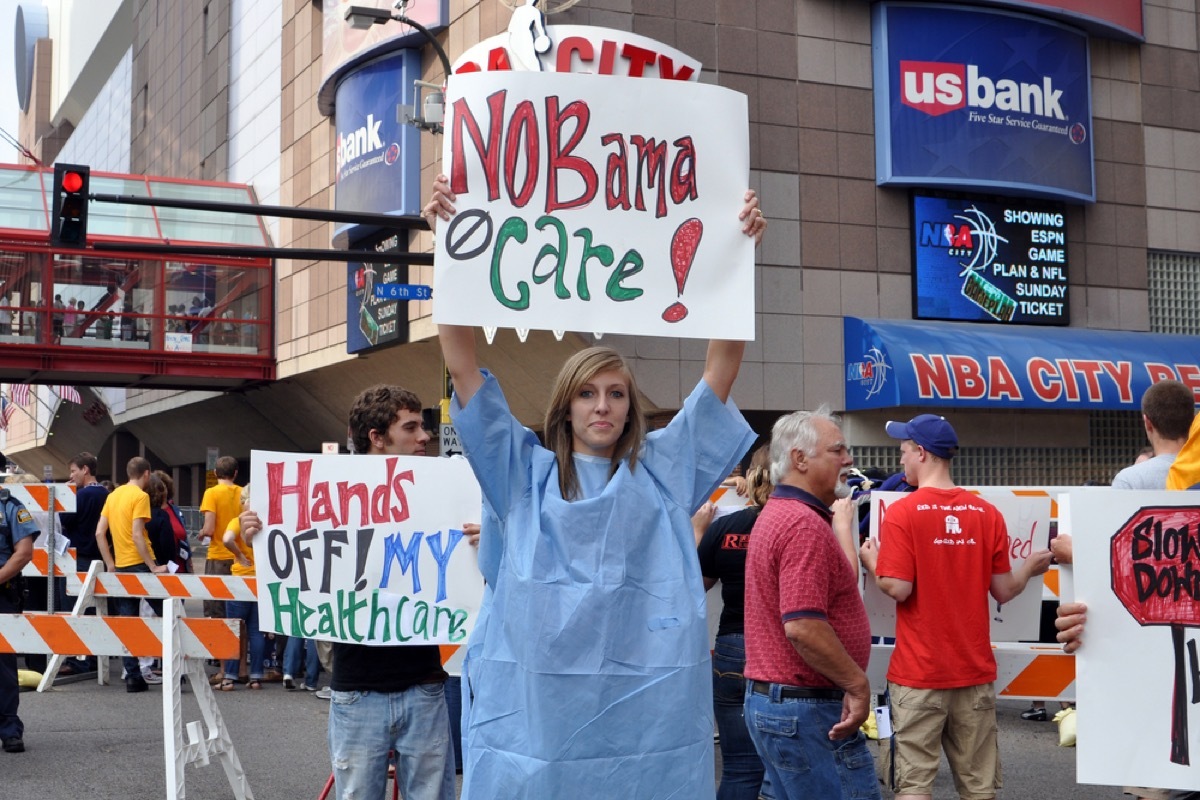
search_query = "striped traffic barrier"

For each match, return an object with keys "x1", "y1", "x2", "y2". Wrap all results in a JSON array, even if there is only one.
[
  {"x1": 36, "y1": 560, "x2": 255, "y2": 692},
  {"x1": 868, "y1": 642, "x2": 1075, "y2": 702},
  {"x1": 1, "y1": 599, "x2": 254, "y2": 800},
  {"x1": 0, "y1": 611, "x2": 238, "y2": 659}
]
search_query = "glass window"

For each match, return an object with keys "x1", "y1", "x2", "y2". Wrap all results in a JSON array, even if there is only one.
[
  {"x1": 148, "y1": 181, "x2": 269, "y2": 246},
  {"x1": 88, "y1": 176, "x2": 162, "y2": 239},
  {"x1": 0, "y1": 167, "x2": 48, "y2": 231},
  {"x1": 1148, "y1": 250, "x2": 1200, "y2": 335}
]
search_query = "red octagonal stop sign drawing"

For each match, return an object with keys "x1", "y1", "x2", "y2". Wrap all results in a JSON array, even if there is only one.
[{"x1": 1111, "y1": 505, "x2": 1200, "y2": 765}]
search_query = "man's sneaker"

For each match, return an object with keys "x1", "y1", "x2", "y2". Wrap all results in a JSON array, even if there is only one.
[
  {"x1": 1020, "y1": 706, "x2": 1048, "y2": 722},
  {"x1": 141, "y1": 671, "x2": 163, "y2": 686},
  {"x1": 314, "y1": 686, "x2": 332, "y2": 700},
  {"x1": 2, "y1": 736, "x2": 24, "y2": 753},
  {"x1": 126, "y1": 675, "x2": 149, "y2": 694},
  {"x1": 282, "y1": 674, "x2": 296, "y2": 691}
]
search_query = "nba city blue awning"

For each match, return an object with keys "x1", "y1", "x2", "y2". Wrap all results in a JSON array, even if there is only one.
[{"x1": 844, "y1": 317, "x2": 1200, "y2": 411}]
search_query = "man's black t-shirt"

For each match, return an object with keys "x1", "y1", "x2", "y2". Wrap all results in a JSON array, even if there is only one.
[{"x1": 330, "y1": 642, "x2": 447, "y2": 693}]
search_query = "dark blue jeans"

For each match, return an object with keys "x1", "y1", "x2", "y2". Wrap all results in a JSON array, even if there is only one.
[
  {"x1": 745, "y1": 684, "x2": 880, "y2": 800},
  {"x1": 113, "y1": 564, "x2": 159, "y2": 678},
  {"x1": 713, "y1": 634, "x2": 767, "y2": 800},
  {"x1": 0, "y1": 589, "x2": 23, "y2": 739}
]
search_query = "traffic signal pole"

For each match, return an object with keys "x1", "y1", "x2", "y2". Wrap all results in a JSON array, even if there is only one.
[{"x1": 86, "y1": 190, "x2": 432, "y2": 262}]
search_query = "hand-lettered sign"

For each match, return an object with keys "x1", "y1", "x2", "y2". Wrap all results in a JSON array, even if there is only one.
[
  {"x1": 249, "y1": 451, "x2": 484, "y2": 646},
  {"x1": 865, "y1": 490, "x2": 1050, "y2": 641},
  {"x1": 1069, "y1": 490, "x2": 1200, "y2": 791},
  {"x1": 432, "y1": 69, "x2": 754, "y2": 339},
  {"x1": 1112, "y1": 505, "x2": 1200, "y2": 766}
]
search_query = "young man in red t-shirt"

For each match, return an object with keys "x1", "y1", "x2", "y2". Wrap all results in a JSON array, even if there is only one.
[{"x1": 860, "y1": 414, "x2": 1051, "y2": 800}]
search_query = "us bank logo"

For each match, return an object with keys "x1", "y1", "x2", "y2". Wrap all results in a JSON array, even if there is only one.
[{"x1": 847, "y1": 347, "x2": 891, "y2": 399}]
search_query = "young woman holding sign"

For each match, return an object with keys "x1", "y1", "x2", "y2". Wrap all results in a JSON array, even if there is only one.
[{"x1": 427, "y1": 175, "x2": 766, "y2": 799}]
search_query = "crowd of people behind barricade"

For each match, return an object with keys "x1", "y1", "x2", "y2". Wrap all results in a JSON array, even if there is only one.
[{"x1": 6, "y1": 176, "x2": 1197, "y2": 800}]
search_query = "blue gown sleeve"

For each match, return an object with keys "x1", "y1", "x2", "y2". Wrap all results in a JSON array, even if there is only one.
[
  {"x1": 641, "y1": 380, "x2": 756, "y2": 514},
  {"x1": 450, "y1": 370, "x2": 539, "y2": 521}
]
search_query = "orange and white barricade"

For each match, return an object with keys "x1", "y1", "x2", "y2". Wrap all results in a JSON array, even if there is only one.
[
  {"x1": 35, "y1": 559, "x2": 257, "y2": 691},
  {"x1": 868, "y1": 642, "x2": 1075, "y2": 702},
  {"x1": 0, "y1": 599, "x2": 253, "y2": 800}
]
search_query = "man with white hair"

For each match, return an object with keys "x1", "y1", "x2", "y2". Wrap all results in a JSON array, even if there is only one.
[{"x1": 742, "y1": 407, "x2": 879, "y2": 800}]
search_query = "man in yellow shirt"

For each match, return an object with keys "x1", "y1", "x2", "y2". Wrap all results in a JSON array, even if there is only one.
[
  {"x1": 95, "y1": 457, "x2": 158, "y2": 693},
  {"x1": 199, "y1": 456, "x2": 241, "y2": 619}
]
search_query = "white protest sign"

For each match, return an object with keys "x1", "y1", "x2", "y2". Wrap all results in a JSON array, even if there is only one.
[
  {"x1": 865, "y1": 490, "x2": 1050, "y2": 641},
  {"x1": 1069, "y1": 489, "x2": 1200, "y2": 791},
  {"x1": 433, "y1": 69, "x2": 754, "y2": 339},
  {"x1": 249, "y1": 451, "x2": 484, "y2": 646}
]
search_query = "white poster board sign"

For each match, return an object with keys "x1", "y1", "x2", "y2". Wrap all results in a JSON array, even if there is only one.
[
  {"x1": 1069, "y1": 489, "x2": 1200, "y2": 791},
  {"x1": 865, "y1": 490, "x2": 1050, "y2": 641},
  {"x1": 433, "y1": 70, "x2": 754, "y2": 339},
  {"x1": 250, "y1": 451, "x2": 484, "y2": 646}
]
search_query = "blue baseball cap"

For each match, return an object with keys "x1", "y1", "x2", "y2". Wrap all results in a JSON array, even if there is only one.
[{"x1": 885, "y1": 414, "x2": 959, "y2": 459}]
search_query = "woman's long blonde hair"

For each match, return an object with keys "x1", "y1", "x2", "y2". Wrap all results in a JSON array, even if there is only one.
[
  {"x1": 543, "y1": 347, "x2": 647, "y2": 500},
  {"x1": 744, "y1": 444, "x2": 773, "y2": 507}
]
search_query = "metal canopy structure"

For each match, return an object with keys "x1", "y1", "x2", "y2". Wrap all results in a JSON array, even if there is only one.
[{"x1": 0, "y1": 163, "x2": 275, "y2": 389}]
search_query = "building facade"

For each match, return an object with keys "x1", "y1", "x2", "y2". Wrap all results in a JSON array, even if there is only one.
[{"x1": 3, "y1": 0, "x2": 1197, "y2": 497}]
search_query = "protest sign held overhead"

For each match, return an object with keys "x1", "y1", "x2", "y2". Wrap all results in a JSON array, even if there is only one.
[
  {"x1": 432, "y1": 69, "x2": 754, "y2": 339},
  {"x1": 249, "y1": 451, "x2": 484, "y2": 646}
]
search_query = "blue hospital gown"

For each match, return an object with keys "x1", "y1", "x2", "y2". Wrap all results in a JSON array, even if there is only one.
[{"x1": 452, "y1": 371, "x2": 755, "y2": 799}]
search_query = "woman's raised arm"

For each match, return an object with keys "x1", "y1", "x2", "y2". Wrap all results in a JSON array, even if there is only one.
[{"x1": 426, "y1": 174, "x2": 485, "y2": 406}]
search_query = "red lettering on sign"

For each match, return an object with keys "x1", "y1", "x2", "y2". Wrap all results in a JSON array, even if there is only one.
[
  {"x1": 1146, "y1": 363, "x2": 1177, "y2": 384},
  {"x1": 622, "y1": 43, "x2": 658, "y2": 77},
  {"x1": 450, "y1": 90, "x2": 507, "y2": 200},
  {"x1": 987, "y1": 357, "x2": 1022, "y2": 401},
  {"x1": 1074, "y1": 359, "x2": 1105, "y2": 402},
  {"x1": 912, "y1": 354, "x2": 952, "y2": 399},
  {"x1": 949, "y1": 355, "x2": 986, "y2": 400},
  {"x1": 1027, "y1": 358, "x2": 1062, "y2": 402},
  {"x1": 556, "y1": 36, "x2": 592, "y2": 73},
  {"x1": 504, "y1": 100, "x2": 540, "y2": 208},
  {"x1": 1102, "y1": 361, "x2": 1133, "y2": 404},
  {"x1": 1177, "y1": 364, "x2": 1200, "y2": 398},
  {"x1": 658, "y1": 54, "x2": 695, "y2": 81},
  {"x1": 544, "y1": 96, "x2": 598, "y2": 213},
  {"x1": 1055, "y1": 359, "x2": 1080, "y2": 401}
]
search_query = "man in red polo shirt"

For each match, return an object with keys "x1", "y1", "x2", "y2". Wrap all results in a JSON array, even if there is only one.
[{"x1": 743, "y1": 407, "x2": 878, "y2": 800}]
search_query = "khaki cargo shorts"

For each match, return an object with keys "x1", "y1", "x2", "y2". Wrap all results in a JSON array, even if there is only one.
[{"x1": 883, "y1": 681, "x2": 1002, "y2": 800}]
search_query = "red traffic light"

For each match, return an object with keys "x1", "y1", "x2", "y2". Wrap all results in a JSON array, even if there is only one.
[{"x1": 62, "y1": 171, "x2": 84, "y2": 193}]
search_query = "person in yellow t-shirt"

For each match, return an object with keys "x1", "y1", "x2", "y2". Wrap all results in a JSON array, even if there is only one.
[
  {"x1": 218, "y1": 485, "x2": 265, "y2": 691},
  {"x1": 94, "y1": 456, "x2": 157, "y2": 694},
  {"x1": 199, "y1": 455, "x2": 242, "y2": 619}
]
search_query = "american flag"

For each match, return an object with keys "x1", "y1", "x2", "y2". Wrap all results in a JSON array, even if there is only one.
[
  {"x1": 0, "y1": 396, "x2": 13, "y2": 431},
  {"x1": 58, "y1": 385, "x2": 82, "y2": 404},
  {"x1": 9, "y1": 383, "x2": 30, "y2": 406}
]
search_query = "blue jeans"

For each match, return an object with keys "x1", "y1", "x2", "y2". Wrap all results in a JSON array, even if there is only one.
[
  {"x1": 113, "y1": 565, "x2": 157, "y2": 679},
  {"x1": 224, "y1": 599, "x2": 265, "y2": 680},
  {"x1": 714, "y1": 635, "x2": 767, "y2": 800},
  {"x1": 328, "y1": 684, "x2": 456, "y2": 800},
  {"x1": 283, "y1": 636, "x2": 321, "y2": 688},
  {"x1": 745, "y1": 684, "x2": 880, "y2": 800},
  {"x1": 0, "y1": 589, "x2": 23, "y2": 739}
]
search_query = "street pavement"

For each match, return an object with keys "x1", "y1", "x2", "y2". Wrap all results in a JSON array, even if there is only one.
[{"x1": 6, "y1": 663, "x2": 1127, "y2": 799}]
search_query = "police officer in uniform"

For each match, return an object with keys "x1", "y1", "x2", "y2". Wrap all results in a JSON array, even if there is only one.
[{"x1": 0, "y1": 486, "x2": 39, "y2": 753}]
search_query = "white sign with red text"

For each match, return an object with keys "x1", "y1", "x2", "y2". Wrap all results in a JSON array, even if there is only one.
[
  {"x1": 865, "y1": 490, "x2": 1050, "y2": 641},
  {"x1": 249, "y1": 451, "x2": 483, "y2": 646},
  {"x1": 432, "y1": 69, "x2": 753, "y2": 339}
]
